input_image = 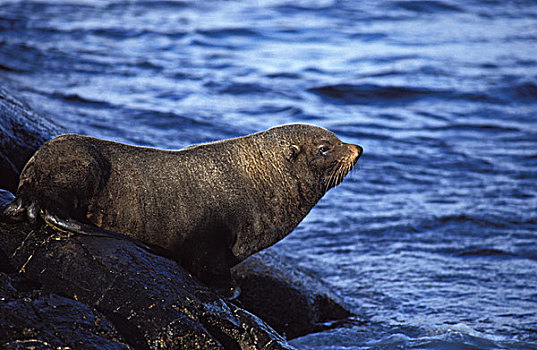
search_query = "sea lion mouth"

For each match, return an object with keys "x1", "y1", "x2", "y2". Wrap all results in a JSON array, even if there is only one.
[{"x1": 323, "y1": 144, "x2": 362, "y2": 192}]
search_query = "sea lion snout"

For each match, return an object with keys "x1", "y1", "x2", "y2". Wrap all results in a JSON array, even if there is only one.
[
  {"x1": 342, "y1": 143, "x2": 362, "y2": 166},
  {"x1": 347, "y1": 144, "x2": 363, "y2": 159}
]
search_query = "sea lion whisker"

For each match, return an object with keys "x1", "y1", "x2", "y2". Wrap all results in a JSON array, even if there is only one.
[
  {"x1": 334, "y1": 163, "x2": 346, "y2": 187},
  {"x1": 347, "y1": 163, "x2": 353, "y2": 179},
  {"x1": 332, "y1": 163, "x2": 344, "y2": 187},
  {"x1": 337, "y1": 165, "x2": 346, "y2": 186},
  {"x1": 339, "y1": 166, "x2": 347, "y2": 185},
  {"x1": 324, "y1": 163, "x2": 340, "y2": 191},
  {"x1": 339, "y1": 162, "x2": 352, "y2": 185}
]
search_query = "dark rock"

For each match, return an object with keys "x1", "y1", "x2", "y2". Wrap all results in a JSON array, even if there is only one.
[
  {"x1": 233, "y1": 250, "x2": 353, "y2": 339},
  {"x1": 0, "y1": 272, "x2": 132, "y2": 349},
  {"x1": 0, "y1": 220, "x2": 295, "y2": 350},
  {"x1": 0, "y1": 190, "x2": 16, "y2": 274},
  {"x1": 0, "y1": 85, "x2": 61, "y2": 192}
]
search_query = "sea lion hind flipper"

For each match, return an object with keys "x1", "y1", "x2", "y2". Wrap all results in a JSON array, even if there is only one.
[
  {"x1": 1, "y1": 197, "x2": 26, "y2": 222},
  {"x1": 1, "y1": 196, "x2": 42, "y2": 226},
  {"x1": 41, "y1": 211, "x2": 160, "y2": 255}
]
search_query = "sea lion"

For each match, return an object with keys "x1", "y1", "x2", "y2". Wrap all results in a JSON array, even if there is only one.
[{"x1": 3, "y1": 124, "x2": 362, "y2": 293}]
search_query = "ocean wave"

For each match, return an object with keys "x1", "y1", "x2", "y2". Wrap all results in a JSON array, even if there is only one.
[
  {"x1": 196, "y1": 27, "x2": 261, "y2": 39},
  {"x1": 388, "y1": 1, "x2": 464, "y2": 14},
  {"x1": 309, "y1": 83, "x2": 437, "y2": 104},
  {"x1": 308, "y1": 83, "x2": 507, "y2": 105},
  {"x1": 51, "y1": 92, "x2": 114, "y2": 108}
]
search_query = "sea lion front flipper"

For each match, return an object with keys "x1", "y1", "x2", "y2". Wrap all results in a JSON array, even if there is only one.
[
  {"x1": 179, "y1": 230, "x2": 241, "y2": 300},
  {"x1": 206, "y1": 265, "x2": 242, "y2": 301}
]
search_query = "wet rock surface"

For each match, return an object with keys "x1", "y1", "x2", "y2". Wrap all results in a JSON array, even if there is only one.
[
  {"x1": 0, "y1": 86, "x2": 61, "y2": 193},
  {"x1": 233, "y1": 251, "x2": 353, "y2": 339},
  {"x1": 0, "y1": 220, "x2": 296, "y2": 349},
  {"x1": 0, "y1": 217, "x2": 354, "y2": 349},
  {"x1": 0, "y1": 272, "x2": 132, "y2": 350}
]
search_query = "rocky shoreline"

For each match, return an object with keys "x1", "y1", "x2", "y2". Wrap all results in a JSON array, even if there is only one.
[{"x1": 0, "y1": 86, "x2": 353, "y2": 349}]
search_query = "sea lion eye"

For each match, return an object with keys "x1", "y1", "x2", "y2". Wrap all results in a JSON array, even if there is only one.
[{"x1": 319, "y1": 145, "x2": 331, "y2": 155}]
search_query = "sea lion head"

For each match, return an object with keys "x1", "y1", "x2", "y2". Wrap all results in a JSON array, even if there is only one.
[{"x1": 264, "y1": 123, "x2": 363, "y2": 193}]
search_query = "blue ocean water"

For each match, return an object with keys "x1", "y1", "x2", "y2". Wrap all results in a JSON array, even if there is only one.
[{"x1": 1, "y1": 1, "x2": 536, "y2": 349}]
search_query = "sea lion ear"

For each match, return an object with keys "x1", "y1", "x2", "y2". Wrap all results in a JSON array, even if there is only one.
[{"x1": 286, "y1": 144, "x2": 301, "y2": 161}]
